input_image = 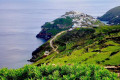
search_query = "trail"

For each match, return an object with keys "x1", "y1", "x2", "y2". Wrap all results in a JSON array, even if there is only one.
[{"x1": 50, "y1": 31, "x2": 66, "y2": 54}]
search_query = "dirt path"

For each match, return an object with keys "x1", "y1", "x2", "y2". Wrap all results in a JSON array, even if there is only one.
[{"x1": 50, "y1": 31, "x2": 66, "y2": 54}]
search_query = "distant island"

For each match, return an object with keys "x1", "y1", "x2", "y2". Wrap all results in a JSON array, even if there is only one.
[
  {"x1": 98, "y1": 6, "x2": 120, "y2": 25},
  {"x1": 36, "y1": 11, "x2": 104, "y2": 40}
]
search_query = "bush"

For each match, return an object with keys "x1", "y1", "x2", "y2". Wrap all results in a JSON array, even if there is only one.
[{"x1": 0, "y1": 64, "x2": 118, "y2": 80}]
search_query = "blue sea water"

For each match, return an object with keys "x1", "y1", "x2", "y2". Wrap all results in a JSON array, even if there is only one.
[{"x1": 0, "y1": 0, "x2": 119, "y2": 69}]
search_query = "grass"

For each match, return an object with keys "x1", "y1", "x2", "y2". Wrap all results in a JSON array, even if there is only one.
[
  {"x1": 33, "y1": 52, "x2": 57, "y2": 66},
  {"x1": 66, "y1": 42, "x2": 75, "y2": 50},
  {"x1": 95, "y1": 25, "x2": 120, "y2": 34},
  {"x1": 104, "y1": 52, "x2": 120, "y2": 65},
  {"x1": 101, "y1": 46, "x2": 120, "y2": 52},
  {"x1": 47, "y1": 28, "x2": 67, "y2": 36},
  {"x1": 50, "y1": 40, "x2": 120, "y2": 65},
  {"x1": 104, "y1": 41, "x2": 120, "y2": 46},
  {"x1": 50, "y1": 49, "x2": 97, "y2": 65}
]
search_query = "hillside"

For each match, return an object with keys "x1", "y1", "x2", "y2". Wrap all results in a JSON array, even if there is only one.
[
  {"x1": 36, "y1": 11, "x2": 104, "y2": 40},
  {"x1": 98, "y1": 6, "x2": 120, "y2": 25},
  {"x1": 31, "y1": 25, "x2": 120, "y2": 67}
]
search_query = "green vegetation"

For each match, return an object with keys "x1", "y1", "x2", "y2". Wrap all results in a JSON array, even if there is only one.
[
  {"x1": 45, "y1": 17, "x2": 73, "y2": 35},
  {"x1": 33, "y1": 25, "x2": 120, "y2": 66},
  {"x1": 0, "y1": 64, "x2": 118, "y2": 80},
  {"x1": 98, "y1": 6, "x2": 120, "y2": 25},
  {"x1": 95, "y1": 25, "x2": 120, "y2": 34},
  {"x1": 38, "y1": 17, "x2": 73, "y2": 37},
  {"x1": 54, "y1": 17, "x2": 73, "y2": 26}
]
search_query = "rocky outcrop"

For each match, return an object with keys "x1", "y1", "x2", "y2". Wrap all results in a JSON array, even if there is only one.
[{"x1": 36, "y1": 29, "x2": 52, "y2": 40}]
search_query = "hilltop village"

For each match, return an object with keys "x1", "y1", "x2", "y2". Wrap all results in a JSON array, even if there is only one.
[
  {"x1": 36, "y1": 11, "x2": 104, "y2": 40},
  {"x1": 62, "y1": 11, "x2": 99, "y2": 28}
]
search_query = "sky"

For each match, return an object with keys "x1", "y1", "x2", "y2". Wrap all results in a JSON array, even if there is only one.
[{"x1": 0, "y1": 0, "x2": 120, "y2": 10}]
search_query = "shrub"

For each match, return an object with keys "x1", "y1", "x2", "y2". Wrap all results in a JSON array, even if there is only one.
[{"x1": 0, "y1": 64, "x2": 118, "y2": 80}]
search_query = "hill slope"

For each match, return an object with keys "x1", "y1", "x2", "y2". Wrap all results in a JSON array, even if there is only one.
[
  {"x1": 31, "y1": 25, "x2": 120, "y2": 67},
  {"x1": 98, "y1": 6, "x2": 120, "y2": 25}
]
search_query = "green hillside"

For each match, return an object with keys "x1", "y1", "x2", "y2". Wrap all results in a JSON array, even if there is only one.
[
  {"x1": 98, "y1": 6, "x2": 120, "y2": 25},
  {"x1": 32, "y1": 25, "x2": 120, "y2": 66}
]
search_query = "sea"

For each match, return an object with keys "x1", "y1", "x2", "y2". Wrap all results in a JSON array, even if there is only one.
[{"x1": 0, "y1": 0, "x2": 120, "y2": 69}]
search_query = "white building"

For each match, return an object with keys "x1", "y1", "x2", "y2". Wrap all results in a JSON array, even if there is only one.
[{"x1": 44, "y1": 51, "x2": 50, "y2": 55}]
